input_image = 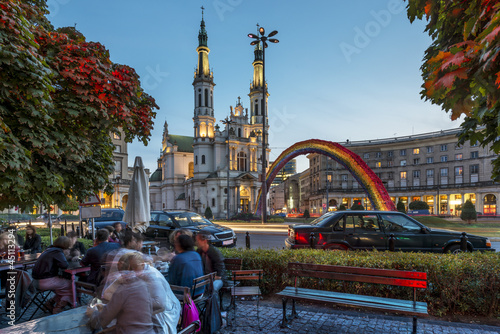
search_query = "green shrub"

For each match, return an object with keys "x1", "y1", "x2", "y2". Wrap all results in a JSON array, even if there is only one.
[
  {"x1": 204, "y1": 207, "x2": 213, "y2": 220},
  {"x1": 409, "y1": 200, "x2": 429, "y2": 210},
  {"x1": 220, "y1": 248, "x2": 500, "y2": 318},
  {"x1": 230, "y1": 212, "x2": 258, "y2": 221},
  {"x1": 397, "y1": 200, "x2": 406, "y2": 213},
  {"x1": 350, "y1": 202, "x2": 364, "y2": 210},
  {"x1": 461, "y1": 200, "x2": 477, "y2": 224},
  {"x1": 337, "y1": 204, "x2": 347, "y2": 211}
]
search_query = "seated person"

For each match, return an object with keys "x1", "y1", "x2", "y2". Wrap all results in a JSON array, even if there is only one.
[
  {"x1": 113, "y1": 222, "x2": 124, "y2": 244},
  {"x1": 23, "y1": 225, "x2": 42, "y2": 254},
  {"x1": 195, "y1": 231, "x2": 226, "y2": 291},
  {"x1": 167, "y1": 234, "x2": 204, "y2": 297},
  {"x1": 81, "y1": 229, "x2": 121, "y2": 285},
  {"x1": 86, "y1": 252, "x2": 155, "y2": 334},
  {"x1": 104, "y1": 225, "x2": 120, "y2": 244},
  {"x1": 32, "y1": 236, "x2": 72, "y2": 313},
  {"x1": 66, "y1": 231, "x2": 86, "y2": 262}
]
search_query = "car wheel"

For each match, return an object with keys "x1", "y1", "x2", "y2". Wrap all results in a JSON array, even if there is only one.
[
  {"x1": 446, "y1": 244, "x2": 465, "y2": 254},
  {"x1": 327, "y1": 244, "x2": 349, "y2": 251}
]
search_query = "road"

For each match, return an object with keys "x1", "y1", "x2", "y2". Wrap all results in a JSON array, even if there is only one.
[{"x1": 234, "y1": 231, "x2": 500, "y2": 252}]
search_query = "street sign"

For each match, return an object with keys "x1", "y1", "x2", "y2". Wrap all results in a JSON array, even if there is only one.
[
  {"x1": 322, "y1": 203, "x2": 326, "y2": 209},
  {"x1": 81, "y1": 206, "x2": 101, "y2": 219},
  {"x1": 80, "y1": 193, "x2": 101, "y2": 206}
]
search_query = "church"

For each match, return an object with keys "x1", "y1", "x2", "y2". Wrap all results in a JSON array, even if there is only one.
[{"x1": 149, "y1": 14, "x2": 269, "y2": 218}]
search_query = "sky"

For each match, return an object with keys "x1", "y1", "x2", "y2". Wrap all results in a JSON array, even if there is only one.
[{"x1": 47, "y1": 0, "x2": 462, "y2": 173}]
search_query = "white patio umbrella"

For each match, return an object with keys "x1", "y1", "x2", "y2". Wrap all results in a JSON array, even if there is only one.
[{"x1": 123, "y1": 156, "x2": 150, "y2": 233}]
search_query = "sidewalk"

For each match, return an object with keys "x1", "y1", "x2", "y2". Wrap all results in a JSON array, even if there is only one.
[{"x1": 219, "y1": 300, "x2": 500, "y2": 334}]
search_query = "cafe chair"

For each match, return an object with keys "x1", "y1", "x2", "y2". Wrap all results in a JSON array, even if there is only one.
[
  {"x1": 16, "y1": 278, "x2": 54, "y2": 321},
  {"x1": 191, "y1": 272, "x2": 215, "y2": 315},
  {"x1": 178, "y1": 320, "x2": 201, "y2": 334},
  {"x1": 220, "y1": 258, "x2": 243, "y2": 310},
  {"x1": 230, "y1": 269, "x2": 263, "y2": 329}
]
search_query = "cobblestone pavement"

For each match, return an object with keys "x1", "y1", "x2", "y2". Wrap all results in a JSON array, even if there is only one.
[{"x1": 219, "y1": 303, "x2": 500, "y2": 334}]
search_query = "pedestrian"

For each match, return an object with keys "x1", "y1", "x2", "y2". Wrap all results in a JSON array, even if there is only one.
[
  {"x1": 31, "y1": 236, "x2": 73, "y2": 313},
  {"x1": 23, "y1": 225, "x2": 42, "y2": 254}
]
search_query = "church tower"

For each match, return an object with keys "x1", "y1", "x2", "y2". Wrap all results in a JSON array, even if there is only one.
[
  {"x1": 248, "y1": 42, "x2": 267, "y2": 126},
  {"x1": 193, "y1": 9, "x2": 215, "y2": 140},
  {"x1": 192, "y1": 9, "x2": 215, "y2": 177}
]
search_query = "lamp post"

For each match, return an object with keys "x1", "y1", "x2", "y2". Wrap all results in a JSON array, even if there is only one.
[
  {"x1": 221, "y1": 117, "x2": 234, "y2": 220},
  {"x1": 248, "y1": 26, "x2": 279, "y2": 224},
  {"x1": 325, "y1": 174, "x2": 332, "y2": 214}
]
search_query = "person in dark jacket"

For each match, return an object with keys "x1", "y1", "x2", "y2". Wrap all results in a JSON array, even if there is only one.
[
  {"x1": 195, "y1": 231, "x2": 226, "y2": 291},
  {"x1": 32, "y1": 236, "x2": 72, "y2": 313},
  {"x1": 23, "y1": 225, "x2": 42, "y2": 254},
  {"x1": 168, "y1": 234, "x2": 204, "y2": 297},
  {"x1": 81, "y1": 229, "x2": 121, "y2": 285},
  {"x1": 67, "y1": 231, "x2": 86, "y2": 261}
]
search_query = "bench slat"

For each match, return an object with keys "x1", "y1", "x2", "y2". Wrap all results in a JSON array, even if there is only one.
[
  {"x1": 277, "y1": 287, "x2": 428, "y2": 316},
  {"x1": 289, "y1": 262, "x2": 426, "y2": 280},
  {"x1": 290, "y1": 269, "x2": 427, "y2": 288}
]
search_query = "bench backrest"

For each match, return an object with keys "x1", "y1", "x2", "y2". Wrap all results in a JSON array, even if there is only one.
[{"x1": 288, "y1": 262, "x2": 427, "y2": 289}]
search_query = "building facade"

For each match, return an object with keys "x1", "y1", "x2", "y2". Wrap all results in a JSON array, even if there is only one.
[
  {"x1": 149, "y1": 15, "x2": 268, "y2": 218},
  {"x1": 301, "y1": 129, "x2": 498, "y2": 216}
]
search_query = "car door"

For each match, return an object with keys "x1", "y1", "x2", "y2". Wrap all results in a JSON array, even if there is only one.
[
  {"x1": 343, "y1": 213, "x2": 387, "y2": 250},
  {"x1": 379, "y1": 213, "x2": 432, "y2": 252},
  {"x1": 155, "y1": 213, "x2": 176, "y2": 241}
]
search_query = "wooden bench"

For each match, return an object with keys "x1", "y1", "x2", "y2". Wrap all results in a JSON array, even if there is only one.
[{"x1": 277, "y1": 262, "x2": 428, "y2": 334}]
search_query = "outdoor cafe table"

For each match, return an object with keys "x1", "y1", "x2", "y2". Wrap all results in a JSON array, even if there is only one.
[
  {"x1": 0, "y1": 253, "x2": 40, "y2": 272},
  {"x1": 6, "y1": 306, "x2": 92, "y2": 334},
  {"x1": 63, "y1": 263, "x2": 90, "y2": 309}
]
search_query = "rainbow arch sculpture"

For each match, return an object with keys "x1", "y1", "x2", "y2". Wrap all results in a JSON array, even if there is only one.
[{"x1": 255, "y1": 139, "x2": 396, "y2": 214}]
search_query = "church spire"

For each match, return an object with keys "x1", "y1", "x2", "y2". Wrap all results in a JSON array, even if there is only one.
[{"x1": 198, "y1": 6, "x2": 208, "y2": 47}]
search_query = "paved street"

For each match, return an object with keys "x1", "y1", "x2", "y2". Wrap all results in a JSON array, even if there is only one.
[{"x1": 219, "y1": 302, "x2": 500, "y2": 334}]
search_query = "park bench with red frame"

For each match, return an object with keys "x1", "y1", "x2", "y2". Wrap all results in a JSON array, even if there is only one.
[{"x1": 277, "y1": 262, "x2": 428, "y2": 334}]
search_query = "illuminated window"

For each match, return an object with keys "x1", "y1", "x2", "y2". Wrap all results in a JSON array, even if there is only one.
[
  {"x1": 455, "y1": 166, "x2": 463, "y2": 175},
  {"x1": 113, "y1": 132, "x2": 121, "y2": 140},
  {"x1": 400, "y1": 171, "x2": 407, "y2": 179},
  {"x1": 413, "y1": 148, "x2": 420, "y2": 155},
  {"x1": 455, "y1": 153, "x2": 463, "y2": 160},
  {"x1": 376, "y1": 162, "x2": 381, "y2": 168}
]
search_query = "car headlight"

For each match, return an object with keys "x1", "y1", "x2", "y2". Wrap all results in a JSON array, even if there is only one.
[
  {"x1": 206, "y1": 234, "x2": 216, "y2": 241},
  {"x1": 486, "y1": 239, "x2": 492, "y2": 248}
]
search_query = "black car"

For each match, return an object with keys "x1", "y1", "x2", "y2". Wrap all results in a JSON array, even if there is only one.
[
  {"x1": 285, "y1": 210, "x2": 494, "y2": 253},
  {"x1": 145, "y1": 211, "x2": 237, "y2": 248}
]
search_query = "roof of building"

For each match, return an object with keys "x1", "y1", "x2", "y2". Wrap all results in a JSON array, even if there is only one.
[
  {"x1": 149, "y1": 168, "x2": 162, "y2": 182},
  {"x1": 168, "y1": 135, "x2": 194, "y2": 153}
]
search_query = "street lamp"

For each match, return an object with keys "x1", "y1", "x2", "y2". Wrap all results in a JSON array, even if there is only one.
[
  {"x1": 325, "y1": 174, "x2": 332, "y2": 214},
  {"x1": 248, "y1": 26, "x2": 279, "y2": 224},
  {"x1": 221, "y1": 117, "x2": 235, "y2": 220}
]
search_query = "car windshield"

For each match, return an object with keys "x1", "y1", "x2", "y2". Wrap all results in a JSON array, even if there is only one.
[
  {"x1": 310, "y1": 212, "x2": 341, "y2": 226},
  {"x1": 95, "y1": 211, "x2": 124, "y2": 222},
  {"x1": 170, "y1": 212, "x2": 213, "y2": 227}
]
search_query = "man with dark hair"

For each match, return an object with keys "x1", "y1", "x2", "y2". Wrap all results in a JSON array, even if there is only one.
[
  {"x1": 195, "y1": 231, "x2": 226, "y2": 292},
  {"x1": 112, "y1": 222, "x2": 124, "y2": 242},
  {"x1": 81, "y1": 229, "x2": 121, "y2": 285},
  {"x1": 168, "y1": 234, "x2": 204, "y2": 297}
]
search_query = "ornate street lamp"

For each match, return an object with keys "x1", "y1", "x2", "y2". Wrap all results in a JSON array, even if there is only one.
[{"x1": 248, "y1": 26, "x2": 279, "y2": 224}]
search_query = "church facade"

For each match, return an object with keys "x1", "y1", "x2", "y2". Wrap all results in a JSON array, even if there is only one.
[{"x1": 149, "y1": 15, "x2": 269, "y2": 218}]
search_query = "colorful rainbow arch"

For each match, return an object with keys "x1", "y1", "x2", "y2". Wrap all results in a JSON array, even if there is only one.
[{"x1": 255, "y1": 139, "x2": 396, "y2": 214}]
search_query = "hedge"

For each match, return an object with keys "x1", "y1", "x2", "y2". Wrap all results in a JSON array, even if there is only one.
[{"x1": 220, "y1": 248, "x2": 500, "y2": 318}]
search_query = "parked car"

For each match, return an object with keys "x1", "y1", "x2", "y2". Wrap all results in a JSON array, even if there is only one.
[
  {"x1": 87, "y1": 208, "x2": 126, "y2": 234},
  {"x1": 145, "y1": 211, "x2": 237, "y2": 248},
  {"x1": 285, "y1": 210, "x2": 494, "y2": 253}
]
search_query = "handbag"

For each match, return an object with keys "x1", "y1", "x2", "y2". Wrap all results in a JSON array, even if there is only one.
[
  {"x1": 201, "y1": 290, "x2": 222, "y2": 334},
  {"x1": 182, "y1": 294, "x2": 201, "y2": 332}
]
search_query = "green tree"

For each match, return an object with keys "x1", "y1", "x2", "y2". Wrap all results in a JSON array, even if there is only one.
[
  {"x1": 204, "y1": 206, "x2": 213, "y2": 220},
  {"x1": 408, "y1": 200, "x2": 429, "y2": 210},
  {"x1": 350, "y1": 202, "x2": 364, "y2": 210},
  {"x1": 0, "y1": 1, "x2": 158, "y2": 211},
  {"x1": 303, "y1": 209, "x2": 310, "y2": 219},
  {"x1": 397, "y1": 200, "x2": 406, "y2": 214},
  {"x1": 337, "y1": 204, "x2": 347, "y2": 211},
  {"x1": 407, "y1": 1, "x2": 500, "y2": 180},
  {"x1": 460, "y1": 200, "x2": 477, "y2": 224}
]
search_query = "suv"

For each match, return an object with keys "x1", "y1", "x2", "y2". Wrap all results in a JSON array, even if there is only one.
[
  {"x1": 88, "y1": 208, "x2": 126, "y2": 233},
  {"x1": 285, "y1": 210, "x2": 494, "y2": 253},
  {"x1": 145, "y1": 211, "x2": 237, "y2": 248}
]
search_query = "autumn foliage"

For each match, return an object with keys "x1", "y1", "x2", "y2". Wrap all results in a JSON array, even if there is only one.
[
  {"x1": 0, "y1": 0, "x2": 158, "y2": 211},
  {"x1": 407, "y1": 0, "x2": 500, "y2": 180}
]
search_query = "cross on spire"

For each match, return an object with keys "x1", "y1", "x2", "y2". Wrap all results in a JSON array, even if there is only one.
[
  {"x1": 237, "y1": 96, "x2": 241, "y2": 105},
  {"x1": 201, "y1": 6, "x2": 204, "y2": 19}
]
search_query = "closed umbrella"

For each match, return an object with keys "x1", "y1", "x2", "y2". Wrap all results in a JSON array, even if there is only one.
[{"x1": 123, "y1": 156, "x2": 150, "y2": 233}]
